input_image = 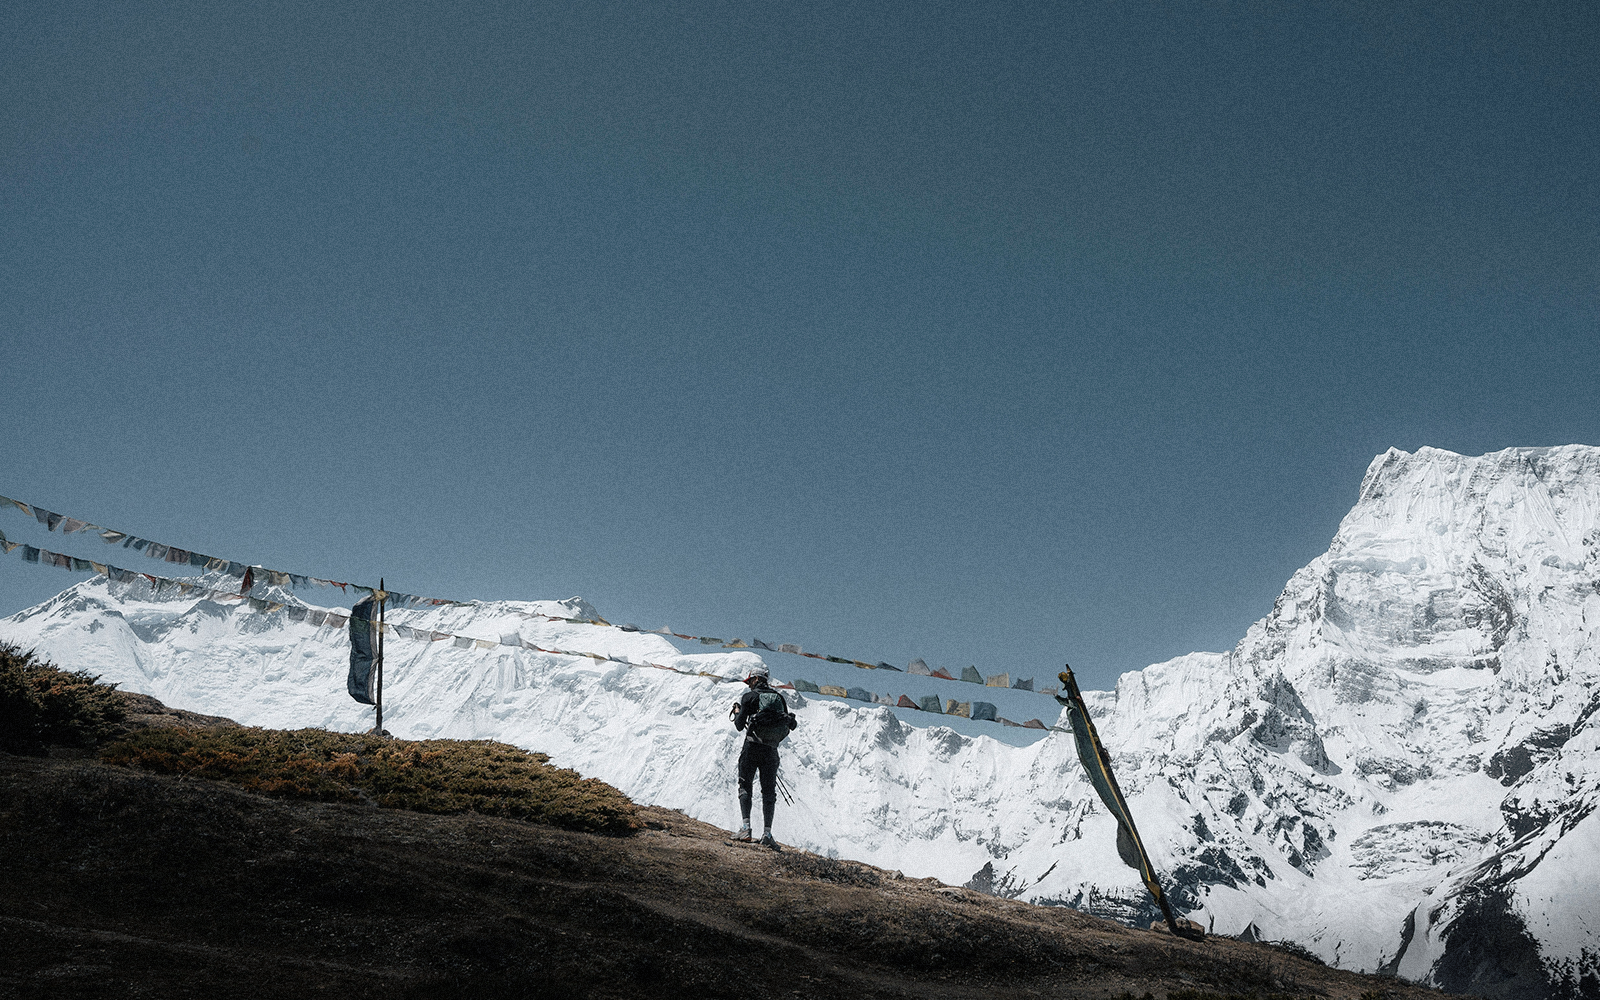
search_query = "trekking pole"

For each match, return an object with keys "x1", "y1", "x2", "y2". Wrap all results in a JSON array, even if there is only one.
[{"x1": 774, "y1": 768, "x2": 795, "y2": 807}]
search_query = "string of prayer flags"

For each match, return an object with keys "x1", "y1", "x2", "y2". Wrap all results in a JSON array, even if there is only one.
[
  {"x1": 3, "y1": 489, "x2": 1066, "y2": 704},
  {"x1": 0, "y1": 491, "x2": 472, "y2": 611}
]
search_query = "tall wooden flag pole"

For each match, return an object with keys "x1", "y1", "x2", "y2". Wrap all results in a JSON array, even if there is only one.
[
  {"x1": 1054, "y1": 665, "x2": 1205, "y2": 941},
  {"x1": 376, "y1": 577, "x2": 385, "y2": 736}
]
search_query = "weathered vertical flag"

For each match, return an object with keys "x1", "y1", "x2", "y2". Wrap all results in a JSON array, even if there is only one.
[{"x1": 347, "y1": 596, "x2": 380, "y2": 704}]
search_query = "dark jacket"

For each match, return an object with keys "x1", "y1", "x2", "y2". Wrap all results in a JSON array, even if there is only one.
[{"x1": 733, "y1": 681, "x2": 796, "y2": 745}]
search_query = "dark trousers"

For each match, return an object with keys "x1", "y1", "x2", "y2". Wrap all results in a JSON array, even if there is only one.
[{"x1": 737, "y1": 740, "x2": 780, "y2": 829}]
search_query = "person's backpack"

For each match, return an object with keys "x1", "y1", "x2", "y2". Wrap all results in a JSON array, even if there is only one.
[{"x1": 750, "y1": 690, "x2": 796, "y2": 745}]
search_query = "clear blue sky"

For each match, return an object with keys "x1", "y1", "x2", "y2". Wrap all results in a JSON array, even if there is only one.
[{"x1": 2, "y1": 2, "x2": 1596, "y2": 691}]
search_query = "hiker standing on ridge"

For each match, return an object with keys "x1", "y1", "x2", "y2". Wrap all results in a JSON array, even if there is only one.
[{"x1": 730, "y1": 663, "x2": 796, "y2": 848}]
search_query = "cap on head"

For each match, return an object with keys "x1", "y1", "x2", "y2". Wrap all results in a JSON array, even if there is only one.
[{"x1": 745, "y1": 663, "x2": 770, "y2": 682}]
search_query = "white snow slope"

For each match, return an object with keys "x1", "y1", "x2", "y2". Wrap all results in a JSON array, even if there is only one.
[{"x1": 4, "y1": 445, "x2": 1597, "y2": 999}]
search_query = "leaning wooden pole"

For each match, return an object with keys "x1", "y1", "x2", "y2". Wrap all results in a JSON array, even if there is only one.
[
  {"x1": 1055, "y1": 664, "x2": 1204, "y2": 941},
  {"x1": 375, "y1": 576, "x2": 385, "y2": 736}
]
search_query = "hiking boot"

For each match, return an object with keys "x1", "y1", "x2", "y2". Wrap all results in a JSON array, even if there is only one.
[
  {"x1": 734, "y1": 823, "x2": 753, "y2": 842},
  {"x1": 760, "y1": 832, "x2": 779, "y2": 850}
]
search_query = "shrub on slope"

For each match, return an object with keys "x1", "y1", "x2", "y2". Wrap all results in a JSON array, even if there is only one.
[
  {"x1": 0, "y1": 643, "x2": 126, "y2": 752},
  {"x1": 102, "y1": 727, "x2": 640, "y2": 836}
]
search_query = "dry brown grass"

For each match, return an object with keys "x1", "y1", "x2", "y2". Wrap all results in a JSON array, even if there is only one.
[{"x1": 101, "y1": 727, "x2": 639, "y2": 836}]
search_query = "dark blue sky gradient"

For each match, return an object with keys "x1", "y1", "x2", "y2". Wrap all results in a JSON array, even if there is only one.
[{"x1": 3, "y1": 2, "x2": 1597, "y2": 690}]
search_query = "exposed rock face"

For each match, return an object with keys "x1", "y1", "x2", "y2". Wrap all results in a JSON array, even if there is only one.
[{"x1": 4, "y1": 445, "x2": 1598, "y2": 998}]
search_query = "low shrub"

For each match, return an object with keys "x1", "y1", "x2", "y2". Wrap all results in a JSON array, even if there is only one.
[
  {"x1": 0, "y1": 644, "x2": 127, "y2": 752},
  {"x1": 101, "y1": 727, "x2": 640, "y2": 836}
]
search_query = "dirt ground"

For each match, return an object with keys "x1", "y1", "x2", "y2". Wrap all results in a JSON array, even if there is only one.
[{"x1": 0, "y1": 704, "x2": 1458, "y2": 1000}]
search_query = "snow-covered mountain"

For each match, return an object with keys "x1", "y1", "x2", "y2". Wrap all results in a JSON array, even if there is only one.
[{"x1": 4, "y1": 445, "x2": 1596, "y2": 999}]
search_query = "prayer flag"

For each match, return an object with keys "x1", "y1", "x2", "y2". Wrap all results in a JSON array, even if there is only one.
[
  {"x1": 61, "y1": 518, "x2": 88, "y2": 533},
  {"x1": 239, "y1": 567, "x2": 254, "y2": 595},
  {"x1": 930, "y1": 668, "x2": 955, "y2": 680},
  {"x1": 454, "y1": 637, "x2": 473, "y2": 649},
  {"x1": 875, "y1": 662, "x2": 900, "y2": 671},
  {"x1": 1012, "y1": 677, "x2": 1033, "y2": 691},
  {"x1": 826, "y1": 656, "x2": 851, "y2": 664},
  {"x1": 791, "y1": 679, "x2": 821, "y2": 693},
  {"x1": 907, "y1": 658, "x2": 931, "y2": 675},
  {"x1": 971, "y1": 701, "x2": 998, "y2": 722},
  {"x1": 818, "y1": 685, "x2": 847, "y2": 698},
  {"x1": 432, "y1": 631, "x2": 451, "y2": 641},
  {"x1": 918, "y1": 695, "x2": 943, "y2": 713},
  {"x1": 0, "y1": 496, "x2": 30, "y2": 515},
  {"x1": 189, "y1": 552, "x2": 208, "y2": 567},
  {"x1": 347, "y1": 596, "x2": 380, "y2": 704},
  {"x1": 287, "y1": 607, "x2": 307, "y2": 621},
  {"x1": 146, "y1": 544, "x2": 169, "y2": 560},
  {"x1": 72, "y1": 558, "x2": 94, "y2": 572},
  {"x1": 724, "y1": 639, "x2": 749, "y2": 648},
  {"x1": 700, "y1": 637, "x2": 723, "y2": 646},
  {"x1": 475, "y1": 639, "x2": 495, "y2": 650},
  {"x1": 779, "y1": 643, "x2": 801, "y2": 655},
  {"x1": 327, "y1": 613, "x2": 348, "y2": 628},
  {"x1": 897, "y1": 695, "x2": 919, "y2": 709},
  {"x1": 100, "y1": 530, "x2": 126, "y2": 544},
  {"x1": 309, "y1": 611, "x2": 327, "y2": 626},
  {"x1": 960, "y1": 666, "x2": 984, "y2": 684},
  {"x1": 165, "y1": 548, "x2": 189, "y2": 563},
  {"x1": 945, "y1": 700, "x2": 972, "y2": 718},
  {"x1": 750, "y1": 639, "x2": 775, "y2": 651},
  {"x1": 852, "y1": 661, "x2": 873, "y2": 670},
  {"x1": 91, "y1": 561, "x2": 108, "y2": 575},
  {"x1": 985, "y1": 673, "x2": 1010, "y2": 688},
  {"x1": 35, "y1": 509, "x2": 63, "y2": 531}
]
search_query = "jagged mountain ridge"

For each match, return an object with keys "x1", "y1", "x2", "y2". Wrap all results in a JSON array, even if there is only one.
[{"x1": 3, "y1": 445, "x2": 1596, "y2": 999}]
